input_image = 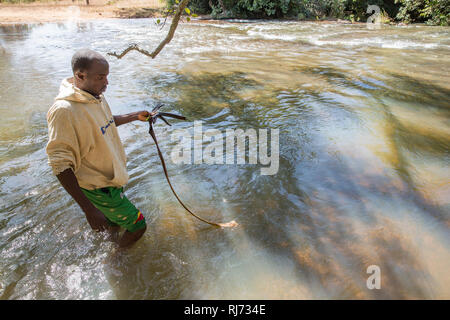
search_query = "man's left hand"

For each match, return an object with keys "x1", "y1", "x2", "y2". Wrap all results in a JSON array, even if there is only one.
[{"x1": 137, "y1": 110, "x2": 156, "y2": 122}]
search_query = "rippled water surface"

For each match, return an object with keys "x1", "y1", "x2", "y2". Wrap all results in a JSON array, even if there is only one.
[{"x1": 0, "y1": 19, "x2": 449, "y2": 299}]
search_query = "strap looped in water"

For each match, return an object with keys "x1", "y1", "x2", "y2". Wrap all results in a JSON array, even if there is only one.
[{"x1": 147, "y1": 103, "x2": 238, "y2": 229}]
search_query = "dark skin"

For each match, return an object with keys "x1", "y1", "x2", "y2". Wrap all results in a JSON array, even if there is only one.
[
  {"x1": 73, "y1": 58, "x2": 155, "y2": 124},
  {"x1": 57, "y1": 58, "x2": 152, "y2": 248}
]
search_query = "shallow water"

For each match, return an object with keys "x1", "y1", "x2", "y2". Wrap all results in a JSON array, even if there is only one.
[{"x1": 0, "y1": 19, "x2": 449, "y2": 299}]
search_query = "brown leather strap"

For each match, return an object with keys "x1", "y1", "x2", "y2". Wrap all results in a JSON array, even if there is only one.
[{"x1": 147, "y1": 104, "x2": 237, "y2": 228}]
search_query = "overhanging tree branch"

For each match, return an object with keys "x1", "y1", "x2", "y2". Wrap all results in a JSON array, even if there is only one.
[{"x1": 107, "y1": 0, "x2": 190, "y2": 60}]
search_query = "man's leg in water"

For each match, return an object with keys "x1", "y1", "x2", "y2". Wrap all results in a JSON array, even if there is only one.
[
  {"x1": 118, "y1": 225, "x2": 147, "y2": 248},
  {"x1": 81, "y1": 187, "x2": 147, "y2": 248},
  {"x1": 106, "y1": 225, "x2": 121, "y2": 243}
]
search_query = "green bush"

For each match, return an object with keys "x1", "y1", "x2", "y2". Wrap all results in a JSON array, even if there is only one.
[
  {"x1": 199, "y1": 0, "x2": 398, "y2": 21},
  {"x1": 395, "y1": 0, "x2": 449, "y2": 25},
  {"x1": 210, "y1": 0, "x2": 347, "y2": 19},
  {"x1": 233, "y1": 0, "x2": 298, "y2": 18},
  {"x1": 344, "y1": 0, "x2": 399, "y2": 22},
  {"x1": 300, "y1": 0, "x2": 347, "y2": 19},
  {"x1": 201, "y1": 0, "x2": 400, "y2": 20},
  {"x1": 166, "y1": 0, "x2": 211, "y2": 15},
  {"x1": 163, "y1": 0, "x2": 448, "y2": 24}
]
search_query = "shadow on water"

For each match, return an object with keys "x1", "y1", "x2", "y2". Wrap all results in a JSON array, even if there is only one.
[
  {"x1": 225, "y1": 158, "x2": 439, "y2": 298},
  {"x1": 0, "y1": 24, "x2": 34, "y2": 42},
  {"x1": 101, "y1": 69, "x2": 448, "y2": 299},
  {"x1": 138, "y1": 71, "x2": 263, "y2": 121}
]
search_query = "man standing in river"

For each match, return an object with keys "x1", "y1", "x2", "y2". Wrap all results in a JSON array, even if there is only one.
[{"x1": 46, "y1": 48, "x2": 151, "y2": 248}]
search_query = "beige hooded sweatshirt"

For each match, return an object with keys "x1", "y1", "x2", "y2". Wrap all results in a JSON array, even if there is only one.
[{"x1": 46, "y1": 77, "x2": 129, "y2": 190}]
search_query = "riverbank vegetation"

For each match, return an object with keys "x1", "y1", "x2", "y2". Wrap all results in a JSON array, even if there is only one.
[
  {"x1": 167, "y1": 0, "x2": 449, "y2": 25},
  {"x1": 0, "y1": 0, "x2": 448, "y2": 26}
]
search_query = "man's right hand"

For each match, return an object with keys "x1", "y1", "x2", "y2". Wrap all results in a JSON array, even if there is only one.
[{"x1": 84, "y1": 207, "x2": 109, "y2": 232}]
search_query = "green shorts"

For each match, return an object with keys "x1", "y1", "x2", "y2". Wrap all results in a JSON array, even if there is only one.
[{"x1": 81, "y1": 186, "x2": 146, "y2": 233}]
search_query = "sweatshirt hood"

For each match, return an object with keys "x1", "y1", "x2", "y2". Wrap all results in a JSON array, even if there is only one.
[{"x1": 55, "y1": 77, "x2": 102, "y2": 103}]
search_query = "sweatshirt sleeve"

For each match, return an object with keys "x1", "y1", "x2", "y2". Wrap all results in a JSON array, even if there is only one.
[{"x1": 46, "y1": 105, "x2": 82, "y2": 176}]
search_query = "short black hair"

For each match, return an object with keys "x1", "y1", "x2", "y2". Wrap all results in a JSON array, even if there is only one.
[{"x1": 71, "y1": 48, "x2": 107, "y2": 73}]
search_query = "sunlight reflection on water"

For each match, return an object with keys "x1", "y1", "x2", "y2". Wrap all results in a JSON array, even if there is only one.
[{"x1": 0, "y1": 19, "x2": 449, "y2": 299}]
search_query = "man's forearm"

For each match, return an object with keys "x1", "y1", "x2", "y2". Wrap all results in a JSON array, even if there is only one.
[
  {"x1": 56, "y1": 168, "x2": 96, "y2": 213},
  {"x1": 113, "y1": 112, "x2": 141, "y2": 127}
]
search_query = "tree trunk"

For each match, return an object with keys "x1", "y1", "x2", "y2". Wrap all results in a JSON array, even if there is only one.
[{"x1": 107, "y1": 0, "x2": 190, "y2": 60}]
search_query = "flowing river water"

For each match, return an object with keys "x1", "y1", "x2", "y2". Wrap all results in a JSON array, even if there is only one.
[{"x1": 0, "y1": 18, "x2": 449, "y2": 299}]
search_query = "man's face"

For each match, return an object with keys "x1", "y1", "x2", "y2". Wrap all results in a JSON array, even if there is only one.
[{"x1": 75, "y1": 59, "x2": 109, "y2": 97}]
